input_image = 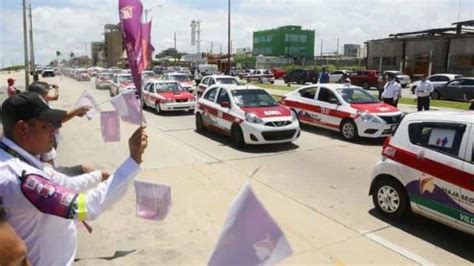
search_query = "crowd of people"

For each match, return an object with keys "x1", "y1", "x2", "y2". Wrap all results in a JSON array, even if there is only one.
[{"x1": 0, "y1": 79, "x2": 148, "y2": 265}]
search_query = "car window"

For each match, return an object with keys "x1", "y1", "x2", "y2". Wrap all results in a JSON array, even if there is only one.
[
  {"x1": 336, "y1": 88, "x2": 379, "y2": 104},
  {"x1": 201, "y1": 77, "x2": 208, "y2": 85},
  {"x1": 463, "y1": 79, "x2": 474, "y2": 86},
  {"x1": 408, "y1": 122, "x2": 467, "y2": 159},
  {"x1": 448, "y1": 80, "x2": 462, "y2": 86},
  {"x1": 209, "y1": 78, "x2": 216, "y2": 85},
  {"x1": 216, "y1": 78, "x2": 239, "y2": 85},
  {"x1": 231, "y1": 89, "x2": 278, "y2": 107},
  {"x1": 438, "y1": 76, "x2": 450, "y2": 82},
  {"x1": 298, "y1": 87, "x2": 317, "y2": 99},
  {"x1": 216, "y1": 89, "x2": 230, "y2": 104},
  {"x1": 144, "y1": 83, "x2": 151, "y2": 92},
  {"x1": 317, "y1": 87, "x2": 339, "y2": 104},
  {"x1": 155, "y1": 82, "x2": 182, "y2": 92},
  {"x1": 204, "y1": 87, "x2": 218, "y2": 102}
]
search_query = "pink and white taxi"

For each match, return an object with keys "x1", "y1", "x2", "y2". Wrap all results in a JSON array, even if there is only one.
[
  {"x1": 143, "y1": 80, "x2": 196, "y2": 114},
  {"x1": 162, "y1": 72, "x2": 194, "y2": 92},
  {"x1": 195, "y1": 84, "x2": 300, "y2": 148},
  {"x1": 280, "y1": 84, "x2": 403, "y2": 140}
]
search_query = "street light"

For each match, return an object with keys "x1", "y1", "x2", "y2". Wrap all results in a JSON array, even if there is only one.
[
  {"x1": 227, "y1": 0, "x2": 231, "y2": 73},
  {"x1": 144, "y1": 4, "x2": 162, "y2": 22}
]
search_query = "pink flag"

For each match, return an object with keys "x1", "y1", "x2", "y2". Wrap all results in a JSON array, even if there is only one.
[
  {"x1": 100, "y1": 111, "x2": 120, "y2": 142},
  {"x1": 208, "y1": 183, "x2": 293, "y2": 266},
  {"x1": 138, "y1": 21, "x2": 155, "y2": 74},
  {"x1": 134, "y1": 180, "x2": 171, "y2": 221},
  {"x1": 74, "y1": 90, "x2": 101, "y2": 120},
  {"x1": 110, "y1": 91, "x2": 144, "y2": 125}
]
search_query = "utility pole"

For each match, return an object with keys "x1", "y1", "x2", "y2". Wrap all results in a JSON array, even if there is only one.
[
  {"x1": 22, "y1": 0, "x2": 30, "y2": 86},
  {"x1": 197, "y1": 21, "x2": 201, "y2": 54},
  {"x1": 220, "y1": 44, "x2": 222, "y2": 55},
  {"x1": 227, "y1": 0, "x2": 231, "y2": 72},
  {"x1": 28, "y1": 4, "x2": 37, "y2": 81},
  {"x1": 320, "y1": 39, "x2": 323, "y2": 56},
  {"x1": 174, "y1": 32, "x2": 177, "y2": 50}
]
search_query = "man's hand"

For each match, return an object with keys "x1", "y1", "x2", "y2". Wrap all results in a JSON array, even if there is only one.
[
  {"x1": 81, "y1": 164, "x2": 95, "y2": 173},
  {"x1": 101, "y1": 171, "x2": 111, "y2": 182},
  {"x1": 73, "y1": 106, "x2": 91, "y2": 117},
  {"x1": 129, "y1": 126, "x2": 148, "y2": 164}
]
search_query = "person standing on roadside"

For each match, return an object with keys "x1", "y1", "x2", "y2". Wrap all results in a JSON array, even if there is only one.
[
  {"x1": 381, "y1": 72, "x2": 401, "y2": 107},
  {"x1": 7, "y1": 77, "x2": 19, "y2": 97},
  {"x1": 319, "y1": 67, "x2": 329, "y2": 84},
  {"x1": 415, "y1": 74, "x2": 434, "y2": 111},
  {"x1": 338, "y1": 73, "x2": 351, "y2": 84}
]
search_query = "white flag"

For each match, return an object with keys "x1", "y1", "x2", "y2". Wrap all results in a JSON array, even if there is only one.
[{"x1": 74, "y1": 89, "x2": 101, "y2": 120}]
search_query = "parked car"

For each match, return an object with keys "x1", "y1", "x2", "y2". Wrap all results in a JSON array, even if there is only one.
[
  {"x1": 283, "y1": 69, "x2": 319, "y2": 85},
  {"x1": 369, "y1": 111, "x2": 473, "y2": 235},
  {"x1": 109, "y1": 73, "x2": 133, "y2": 97},
  {"x1": 410, "y1": 73, "x2": 464, "y2": 94},
  {"x1": 195, "y1": 84, "x2": 300, "y2": 148},
  {"x1": 271, "y1": 68, "x2": 286, "y2": 79},
  {"x1": 41, "y1": 68, "x2": 55, "y2": 78},
  {"x1": 433, "y1": 77, "x2": 474, "y2": 101},
  {"x1": 196, "y1": 75, "x2": 240, "y2": 98},
  {"x1": 329, "y1": 70, "x2": 352, "y2": 83},
  {"x1": 143, "y1": 80, "x2": 196, "y2": 114},
  {"x1": 229, "y1": 67, "x2": 241, "y2": 76},
  {"x1": 153, "y1": 66, "x2": 166, "y2": 75},
  {"x1": 198, "y1": 64, "x2": 219, "y2": 76},
  {"x1": 95, "y1": 72, "x2": 114, "y2": 89},
  {"x1": 383, "y1": 70, "x2": 411, "y2": 88},
  {"x1": 75, "y1": 69, "x2": 91, "y2": 81},
  {"x1": 162, "y1": 72, "x2": 194, "y2": 92},
  {"x1": 239, "y1": 69, "x2": 253, "y2": 79},
  {"x1": 280, "y1": 84, "x2": 403, "y2": 140},
  {"x1": 246, "y1": 69, "x2": 275, "y2": 84},
  {"x1": 349, "y1": 70, "x2": 379, "y2": 89}
]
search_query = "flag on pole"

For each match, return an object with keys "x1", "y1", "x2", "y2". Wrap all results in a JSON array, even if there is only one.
[
  {"x1": 119, "y1": 0, "x2": 143, "y2": 97},
  {"x1": 74, "y1": 90, "x2": 101, "y2": 120},
  {"x1": 100, "y1": 111, "x2": 120, "y2": 142},
  {"x1": 208, "y1": 183, "x2": 293, "y2": 266},
  {"x1": 110, "y1": 91, "x2": 144, "y2": 125},
  {"x1": 138, "y1": 21, "x2": 155, "y2": 73},
  {"x1": 134, "y1": 180, "x2": 171, "y2": 221}
]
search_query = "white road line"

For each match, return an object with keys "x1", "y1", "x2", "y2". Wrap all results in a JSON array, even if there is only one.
[{"x1": 366, "y1": 233, "x2": 435, "y2": 266}]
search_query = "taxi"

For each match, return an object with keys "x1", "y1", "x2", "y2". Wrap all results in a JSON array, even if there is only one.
[
  {"x1": 369, "y1": 111, "x2": 473, "y2": 235},
  {"x1": 142, "y1": 80, "x2": 196, "y2": 114},
  {"x1": 280, "y1": 84, "x2": 403, "y2": 140},
  {"x1": 162, "y1": 72, "x2": 194, "y2": 92},
  {"x1": 195, "y1": 84, "x2": 300, "y2": 148}
]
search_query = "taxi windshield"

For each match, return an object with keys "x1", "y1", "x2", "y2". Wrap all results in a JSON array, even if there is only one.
[
  {"x1": 155, "y1": 82, "x2": 182, "y2": 92},
  {"x1": 118, "y1": 75, "x2": 132, "y2": 83},
  {"x1": 216, "y1": 78, "x2": 239, "y2": 85},
  {"x1": 231, "y1": 89, "x2": 278, "y2": 107},
  {"x1": 336, "y1": 88, "x2": 379, "y2": 104},
  {"x1": 171, "y1": 75, "x2": 190, "y2": 81}
]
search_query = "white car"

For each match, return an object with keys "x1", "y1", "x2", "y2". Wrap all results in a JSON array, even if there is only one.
[
  {"x1": 384, "y1": 70, "x2": 411, "y2": 88},
  {"x1": 109, "y1": 73, "x2": 133, "y2": 97},
  {"x1": 195, "y1": 84, "x2": 300, "y2": 148},
  {"x1": 196, "y1": 75, "x2": 240, "y2": 98},
  {"x1": 369, "y1": 111, "x2": 473, "y2": 235},
  {"x1": 410, "y1": 73, "x2": 463, "y2": 94},
  {"x1": 329, "y1": 70, "x2": 352, "y2": 83},
  {"x1": 143, "y1": 80, "x2": 196, "y2": 113},
  {"x1": 246, "y1": 69, "x2": 275, "y2": 84},
  {"x1": 280, "y1": 84, "x2": 403, "y2": 140},
  {"x1": 162, "y1": 72, "x2": 194, "y2": 92}
]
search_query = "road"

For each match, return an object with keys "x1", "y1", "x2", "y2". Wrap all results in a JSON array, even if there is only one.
[{"x1": 1, "y1": 71, "x2": 472, "y2": 265}]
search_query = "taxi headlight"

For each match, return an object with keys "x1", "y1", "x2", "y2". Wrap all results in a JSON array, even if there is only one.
[
  {"x1": 357, "y1": 111, "x2": 381, "y2": 123},
  {"x1": 291, "y1": 111, "x2": 298, "y2": 122},
  {"x1": 245, "y1": 113, "x2": 263, "y2": 124}
]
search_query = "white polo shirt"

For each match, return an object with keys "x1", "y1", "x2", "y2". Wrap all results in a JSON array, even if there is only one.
[
  {"x1": 0, "y1": 137, "x2": 140, "y2": 266},
  {"x1": 415, "y1": 80, "x2": 434, "y2": 97}
]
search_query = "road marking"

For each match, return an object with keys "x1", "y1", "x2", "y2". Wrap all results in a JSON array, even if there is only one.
[{"x1": 366, "y1": 233, "x2": 435, "y2": 266}]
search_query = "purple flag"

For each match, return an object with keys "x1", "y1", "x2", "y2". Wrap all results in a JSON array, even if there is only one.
[
  {"x1": 100, "y1": 111, "x2": 120, "y2": 142},
  {"x1": 134, "y1": 180, "x2": 171, "y2": 221},
  {"x1": 208, "y1": 183, "x2": 293, "y2": 266},
  {"x1": 119, "y1": 0, "x2": 143, "y2": 97},
  {"x1": 74, "y1": 90, "x2": 101, "y2": 120},
  {"x1": 138, "y1": 21, "x2": 154, "y2": 73},
  {"x1": 110, "y1": 91, "x2": 144, "y2": 125}
]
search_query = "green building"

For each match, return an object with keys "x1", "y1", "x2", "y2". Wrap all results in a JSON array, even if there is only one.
[{"x1": 253, "y1": 25, "x2": 315, "y2": 59}]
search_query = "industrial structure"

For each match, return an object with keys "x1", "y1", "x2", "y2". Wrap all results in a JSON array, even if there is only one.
[
  {"x1": 90, "y1": 41, "x2": 105, "y2": 66},
  {"x1": 103, "y1": 24, "x2": 123, "y2": 67},
  {"x1": 366, "y1": 20, "x2": 474, "y2": 76}
]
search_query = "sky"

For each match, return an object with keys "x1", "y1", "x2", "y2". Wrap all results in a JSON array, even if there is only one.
[{"x1": 0, "y1": 0, "x2": 473, "y2": 67}]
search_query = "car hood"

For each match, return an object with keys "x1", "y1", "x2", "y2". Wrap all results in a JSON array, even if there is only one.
[
  {"x1": 158, "y1": 91, "x2": 193, "y2": 99},
  {"x1": 350, "y1": 102, "x2": 399, "y2": 113},
  {"x1": 240, "y1": 105, "x2": 291, "y2": 118},
  {"x1": 177, "y1": 80, "x2": 193, "y2": 87}
]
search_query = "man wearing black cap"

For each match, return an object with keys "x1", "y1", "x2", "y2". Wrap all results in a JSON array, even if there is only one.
[{"x1": 0, "y1": 92, "x2": 148, "y2": 265}]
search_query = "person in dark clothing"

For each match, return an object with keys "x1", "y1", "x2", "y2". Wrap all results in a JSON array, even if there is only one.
[{"x1": 319, "y1": 67, "x2": 329, "y2": 83}]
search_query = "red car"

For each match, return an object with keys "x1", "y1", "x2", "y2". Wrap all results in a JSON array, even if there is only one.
[
  {"x1": 271, "y1": 68, "x2": 286, "y2": 79},
  {"x1": 142, "y1": 80, "x2": 196, "y2": 114},
  {"x1": 349, "y1": 70, "x2": 379, "y2": 90}
]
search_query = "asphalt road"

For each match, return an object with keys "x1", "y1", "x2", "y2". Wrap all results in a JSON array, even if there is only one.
[{"x1": 1, "y1": 71, "x2": 472, "y2": 265}]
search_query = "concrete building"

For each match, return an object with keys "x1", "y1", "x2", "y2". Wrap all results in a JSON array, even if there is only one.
[
  {"x1": 253, "y1": 25, "x2": 315, "y2": 60},
  {"x1": 91, "y1": 41, "x2": 105, "y2": 66},
  {"x1": 366, "y1": 20, "x2": 474, "y2": 76},
  {"x1": 344, "y1": 44, "x2": 360, "y2": 57},
  {"x1": 103, "y1": 24, "x2": 123, "y2": 67}
]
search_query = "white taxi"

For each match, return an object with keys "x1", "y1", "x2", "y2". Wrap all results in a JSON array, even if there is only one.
[
  {"x1": 280, "y1": 84, "x2": 403, "y2": 140},
  {"x1": 369, "y1": 111, "x2": 473, "y2": 235},
  {"x1": 143, "y1": 80, "x2": 196, "y2": 114},
  {"x1": 195, "y1": 84, "x2": 300, "y2": 148},
  {"x1": 162, "y1": 72, "x2": 194, "y2": 92}
]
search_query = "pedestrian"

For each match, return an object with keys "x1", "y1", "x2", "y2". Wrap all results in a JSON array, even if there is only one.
[
  {"x1": 381, "y1": 72, "x2": 401, "y2": 107},
  {"x1": 7, "y1": 77, "x2": 20, "y2": 97},
  {"x1": 414, "y1": 74, "x2": 434, "y2": 111},
  {"x1": 0, "y1": 92, "x2": 148, "y2": 265},
  {"x1": 377, "y1": 75, "x2": 387, "y2": 101},
  {"x1": 338, "y1": 73, "x2": 351, "y2": 84},
  {"x1": 319, "y1": 67, "x2": 329, "y2": 83}
]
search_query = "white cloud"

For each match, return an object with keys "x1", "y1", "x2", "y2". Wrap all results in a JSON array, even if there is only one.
[{"x1": 0, "y1": 0, "x2": 471, "y2": 66}]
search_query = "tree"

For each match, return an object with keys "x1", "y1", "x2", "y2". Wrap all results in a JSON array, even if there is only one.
[
  {"x1": 56, "y1": 51, "x2": 61, "y2": 57},
  {"x1": 70, "y1": 52, "x2": 75, "y2": 58}
]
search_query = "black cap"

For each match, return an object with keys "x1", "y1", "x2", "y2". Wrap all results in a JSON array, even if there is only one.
[
  {"x1": 2, "y1": 92, "x2": 66, "y2": 128},
  {"x1": 28, "y1": 82, "x2": 50, "y2": 96}
]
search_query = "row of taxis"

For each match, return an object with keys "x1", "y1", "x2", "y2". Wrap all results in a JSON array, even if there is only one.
[{"x1": 141, "y1": 76, "x2": 473, "y2": 235}]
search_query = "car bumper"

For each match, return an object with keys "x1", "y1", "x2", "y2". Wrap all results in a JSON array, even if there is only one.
[
  {"x1": 355, "y1": 120, "x2": 397, "y2": 138},
  {"x1": 160, "y1": 101, "x2": 196, "y2": 111},
  {"x1": 241, "y1": 120, "x2": 300, "y2": 145}
]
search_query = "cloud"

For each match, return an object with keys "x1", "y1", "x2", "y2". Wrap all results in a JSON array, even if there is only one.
[{"x1": 0, "y1": 0, "x2": 471, "y2": 66}]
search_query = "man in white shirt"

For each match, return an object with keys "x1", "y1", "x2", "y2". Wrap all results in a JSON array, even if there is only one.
[
  {"x1": 0, "y1": 92, "x2": 148, "y2": 265},
  {"x1": 415, "y1": 74, "x2": 434, "y2": 111},
  {"x1": 381, "y1": 72, "x2": 401, "y2": 107}
]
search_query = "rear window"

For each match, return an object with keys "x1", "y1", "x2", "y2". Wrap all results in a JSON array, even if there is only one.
[{"x1": 216, "y1": 78, "x2": 239, "y2": 85}]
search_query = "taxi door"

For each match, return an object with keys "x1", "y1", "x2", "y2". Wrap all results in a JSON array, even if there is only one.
[
  {"x1": 142, "y1": 82, "x2": 152, "y2": 106},
  {"x1": 314, "y1": 87, "x2": 342, "y2": 128},
  {"x1": 200, "y1": 87, "x2": 220, "y2": 128},
  {"x1": 215, "y1": 88, "x2": 233, "y2": 133},
  {"x1": 290, "y1": 86, "x2": 319, "y2": 123},
  {"x1": 460, "y1": 124, "x2": 474, "y2": 229}
]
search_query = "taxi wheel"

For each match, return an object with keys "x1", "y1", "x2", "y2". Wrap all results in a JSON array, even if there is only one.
[
  {"x1": 155, "y1": 103, "x2": 161, "y2": 114},
  {"x1": 195, "y1": 113, "x2": 206, "y2": 133},
  {"x1": 231, "y1": 124, "x2": 245, "y2": 149},
  {"x1": 372, "y1": 178, "x2": 410, "y2": 219},
  {"x1": 340, "y1": 120, "x2": 358, "y2": 140}
]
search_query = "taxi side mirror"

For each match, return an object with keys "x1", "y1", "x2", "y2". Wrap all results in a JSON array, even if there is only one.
[{"x1": 220, "y1": 101, "x2": 231, "y2": 108}]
